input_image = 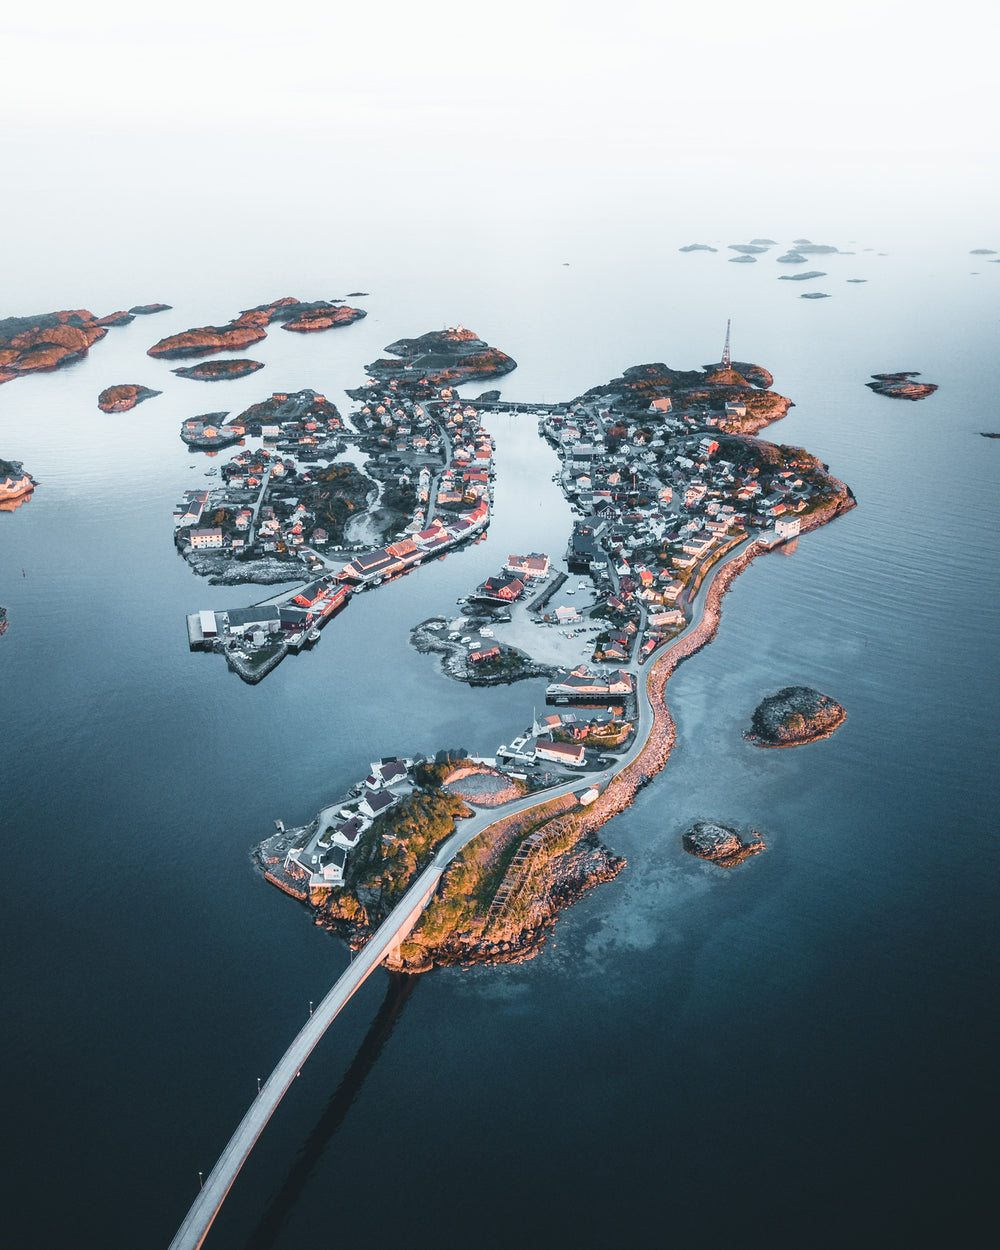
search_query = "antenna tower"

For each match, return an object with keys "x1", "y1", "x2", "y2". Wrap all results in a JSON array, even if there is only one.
[{"x1": 721, "y1": 319, "x2": 732, "y2": 370}]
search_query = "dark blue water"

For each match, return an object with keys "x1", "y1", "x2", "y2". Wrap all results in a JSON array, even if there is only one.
[{"x1": 1, "y1": 232, "x2": 998, "y2": 1248}]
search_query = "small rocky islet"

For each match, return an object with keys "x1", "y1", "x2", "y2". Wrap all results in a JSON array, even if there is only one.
[
  {"x1": 172, "y1": 359, "x2": 265, "y2": 381},
  {"x1": 358, "y1": 326, "x2": 516, "y2": 389},
  {"x1": 682, "y1": 821, "x2": 766, "y2": 867},
  {"x1": 147, "y1": 296, "x2": 366, "y2": 360},
  {"x1": 98, "y1": 384, "x2": 162, "y2": 412},
  {"x1": 866, "y1": 372, "x2": 938, "y2": 401},
  {"x1": 746, "y1": 686, "x2": 846, "y2": 747}
]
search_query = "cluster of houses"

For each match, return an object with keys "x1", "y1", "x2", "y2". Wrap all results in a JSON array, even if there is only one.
[
  {"x1": 545, "y1": 665, "x2": 635, "y2": 705},
  {"x1": 340, "y1": 498, "x2": 490, "y2": 585},
  {"x1": 473, "y1": 552, "x2": 550, "y2": 607},
  {"x1": 283, "y1": 758, "x2": 414, "y2": 887},
  {"x1": 190, "y1": 572, "x2": 349, "y2": 653}
]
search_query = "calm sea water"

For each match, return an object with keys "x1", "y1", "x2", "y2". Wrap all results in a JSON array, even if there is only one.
[{"x1": 1, "y1": 225, "x2": 998, "y2": 1248}]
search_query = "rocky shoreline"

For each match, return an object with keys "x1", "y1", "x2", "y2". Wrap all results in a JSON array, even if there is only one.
[
  {"x1": 410, "y1": 617, "x2": 559, "y2": 685},
  {"x1": 186, "y1": 553, "x2": 311, "y2": 585}
]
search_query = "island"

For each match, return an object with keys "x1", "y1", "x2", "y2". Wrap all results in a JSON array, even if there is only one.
[
  {"x1": 779, "y1": 270, "x2": 826, "y2": 281},
  {"x1": 0, "y1": 458, "x2": 36, "y2": 506},
  {"x1": 182, "y1": 338, "x2": 504, "y2": 678},
  {"x1": 800, "y1": 292, "x2": 831, "y2": 299},
  {"x1": 729, "y1": 243, "x2": 770, "y2": 254},
  {"x1": 0, "y1": 309, "x2": 120, "y2": 384},
  {"x1": 98, "y1": 384, "x2": 162, "y2": 413},
  {"x1": 745, "y1": 686, "x2": 846, "y2": 747},
  {"x1": 148, "y1": 296, "x2": 365, "y2": 359},
  {"x1": 682, "y1": 820, "x2": 766, "y2": 867},
  {"x1": 866, "y1": 372, "x2": 938, "y2": 400},
  {"x1": 129, "y1": 303, "x2": 171, "y2": 315},
  {"x1": 679, "y1": 244, "x2": 718, "y2": 252},
  {"x1": 172, "y1": 359, "x2": 265, "y2": 381},
  {"x1": 359, "y1": 325, "x2": 516, "y2": 388},
  {"x1": 244, "y1": 326, "x2": 855, "y2": 966}
]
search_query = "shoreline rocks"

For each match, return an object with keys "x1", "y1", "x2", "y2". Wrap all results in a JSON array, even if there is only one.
[
  {"x1": 682, "y1": 820, "x2": 766, "y2": 868},
  {"x1": 746, "y1": 686, "x2": 846, "y2": 747}
]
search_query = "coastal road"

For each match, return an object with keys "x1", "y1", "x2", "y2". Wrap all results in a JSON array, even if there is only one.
[{"x1": 168, "y1": 535, "x2": 761, "y2": 1249}]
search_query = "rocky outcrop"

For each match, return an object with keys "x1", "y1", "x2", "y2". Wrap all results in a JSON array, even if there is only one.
[
  {"x1": 185, "y1": 553, "x2": 311, "y2": 584},
  {"x1": 800, "y1": 292, "x2": 831, "y2": 299},
  {"x1": 776, "y1": 252, "x2": 807, "y2": 264},
  {"x1": 730, "y1": 254, "x2": 757, "y2": 263},
  {"x1": 586, "y1": 360, "x2": 793, "y2": 435},
  {"x1": 366, "y1": 326, "x2": 516, "y2": 386},
  {"x1": 95, "y1": 310, "x2": 136, "y2": 327},
  {"x1": 0, "y1": 310, "x2": 110, "y2": 383},
  {"x1": 729, "y1": 243, "x2": 770, "y2": 254},
  {"x1": 866, "y1": 372, "x2": 938, "y2": 401},
  {"x1": 149, "y1": 297, "x2": 365, "y2": 359},
  {"x1": 98, "y1": 384, "x2": 162, "y2": 412},
  {"x1": 679, "y1": 243, "x2": 718, "y2": 252},
  {"x1": 282, "y1": 306, "x2": 366, "y2": 332},
  {"x1": 147, "y1": 311, "x2": 270, "y2": 359},
  {"x1": 241, "y1": 297, "x2": 366, "y2": 332},
  {"x1": 129, "y1": 304, "x2": 172, "y2": 315},
  {"x1": 682, "y1": 820, "x2": 766, "y2": 867},
  {"x1": 779, "y1": 270, "x2": 827, "y2": 281},
  {"x1": 171, "y1": 359, "x2": 264, "y2": 381},
  {"x1": 969, "y1": 248, "x2": 997, "y2": 255},
  {"x1": 792, "y1": 239, "x2": 839, "y2": 254},
  {"x1": 746, "y1": 686, "x2": 846, "y2": 747},
  {"x1": 0, "y1": 458, "x2": 36, "y2": 501}
]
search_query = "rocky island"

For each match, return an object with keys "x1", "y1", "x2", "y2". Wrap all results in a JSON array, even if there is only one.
[
  {"x1": 360, "y1": 325, "x2": 516, "y2": 389},
  {"x1": 0, "y1": 458, "x2": 36, "y2": 504},
  {"x1": 746, "y1": 686, "x2": 846, "y2": 747},
  {"x1": 0, "y1": 309, "x2": 117, "y2": 384},
  {"x1": 226, "y1": 322, "x2": 854, "y2": 968},
  {"x1": 682, "y1": 820, "x2": 766, "y2": 867},
  {"x1": 172, "y1": 359, "x2": 265, "y2": 381},
  {"x1": 98, "y1": 384, "x2": 162, "y2": 412},
  {"x1": 148, "y1": 296, "x2": 365, "y2": 359},
  {"x1": 866, "y1": 372, "x2": 938, "y2": 400}
]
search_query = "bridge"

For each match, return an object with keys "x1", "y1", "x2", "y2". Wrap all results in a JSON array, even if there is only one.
[{"x1": 168, "y1": 536, "x2": 760, "y2": 1248}]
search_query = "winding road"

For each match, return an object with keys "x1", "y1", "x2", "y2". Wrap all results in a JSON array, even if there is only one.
[{"x1": 168, "y1": 534, "x2": 761, "y2": 1249}]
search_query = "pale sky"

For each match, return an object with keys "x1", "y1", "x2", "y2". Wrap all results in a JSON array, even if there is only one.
[
  {"x1": 3, "y1": 0, "x2": 995, "y2": 158},
  {"x1": 1, "y1": 0, "x2": 997, "y2": 277}
]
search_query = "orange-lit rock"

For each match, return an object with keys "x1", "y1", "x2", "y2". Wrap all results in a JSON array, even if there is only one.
[
  {"x1": 95, "y1": 310, "x2": 136, "y2": 327},
  {"x1": 172, "y1": 358, "x2": 265, "y2": 381},
  {"x1": 98, "y1": 384, "x2": 162, "y2": 412},
  {"x1": 147, "y1": 311, "x2": 270, "y2": 359},
  {"x1": 0, "y1": 310, "x2": 109, "y2": 382}
]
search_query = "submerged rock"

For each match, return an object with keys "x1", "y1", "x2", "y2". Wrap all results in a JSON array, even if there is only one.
[
  {"x1": 682, "y1": 820, "x2": 766, "y2": 868},
  {"x1": 746, "y1": 685, "x2": 846, "y2": 747}
]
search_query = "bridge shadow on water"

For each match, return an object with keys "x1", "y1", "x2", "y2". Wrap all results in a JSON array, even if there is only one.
[{"x1": 244, "y1": 972, "x2": 417, "y2": 1250}]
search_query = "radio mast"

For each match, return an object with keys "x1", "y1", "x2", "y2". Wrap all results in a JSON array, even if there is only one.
[{"x1": 721, "y1": 318, "x2": 732, "y2": 370}]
